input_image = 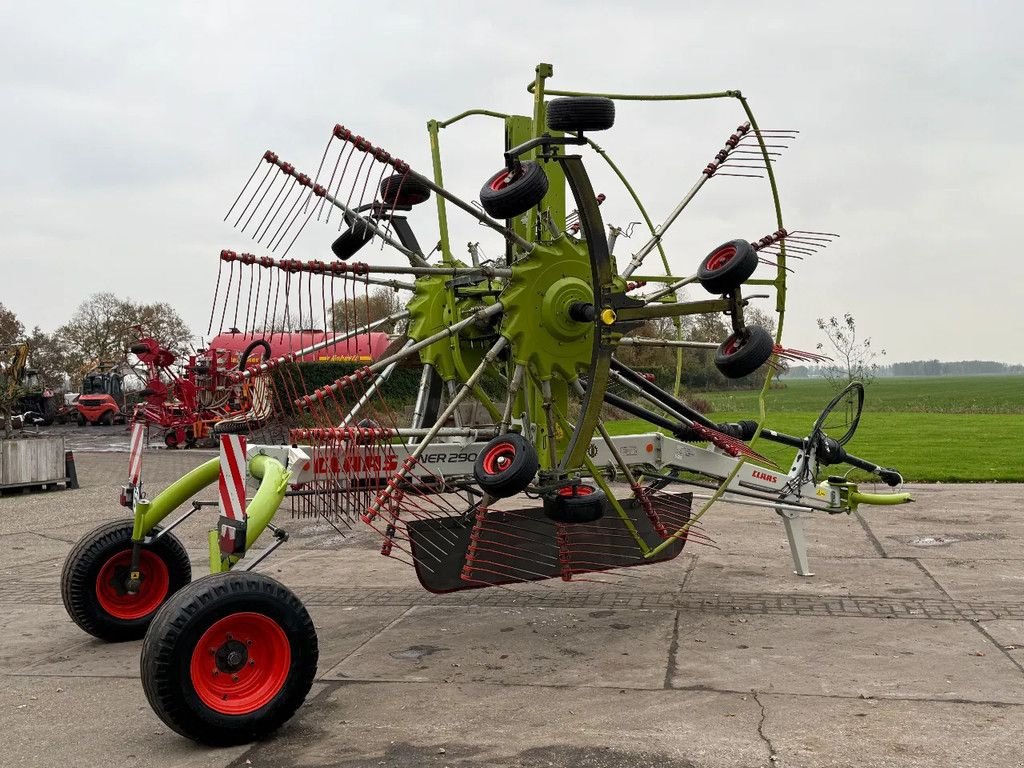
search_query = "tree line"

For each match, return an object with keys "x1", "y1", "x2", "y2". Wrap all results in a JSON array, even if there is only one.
[
  {"x1": 0, "y1": 294, "x2": 193, "y2": 390},
  {"x1": 785, "y1": 360, "x2": 1024, "y2": 379}
]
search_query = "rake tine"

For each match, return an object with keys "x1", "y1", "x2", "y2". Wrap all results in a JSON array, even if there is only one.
[
  {"x1": 790, "y1": 229, "x2": 841, "y2": 238},
  {"x1": 256, "y1": 176, "x2": 300, "y2": 245},
  {"x1": 252, "y1": 173, "x2": 292, "y2": 241},
  {"x1": 265, "y1": 182, "x2": 305, "y2": 248},
  {"x1": 317, "y1": 142, "x2": 347, "y2": 222},
  {"x1": 225, "y1": 155, "x2": 266, "y2": 222},
  {"x1": 323, "y1": 142, "x2": 357, "y2": 223},
  {"x1": 305, "y1": 132, "x2": 336, "y2": 216},
  {"x1": 240, "y1": 165, "x2": 282, "y2": 233},
  {"x1": 207, "y1": 258, "x2": 224, "y2": 335},
  {"x1": 735, "y1": 140, "x2": 791, "y2": 150},
  {"x1": 232, "y1": 160, "x2": 275, "y2": 227}
]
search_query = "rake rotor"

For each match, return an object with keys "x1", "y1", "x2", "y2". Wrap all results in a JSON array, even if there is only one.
[{"x1": 197, "y1": 67, "x2": 859, "y2": 591}]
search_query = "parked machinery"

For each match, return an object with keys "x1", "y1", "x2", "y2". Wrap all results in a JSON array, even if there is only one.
[
  {"x1": 61, "y1": 64, "x2": 912, "y2": 746},
  {"x1": 75, "y1": 364, "x2": 127, "y2": 426}
]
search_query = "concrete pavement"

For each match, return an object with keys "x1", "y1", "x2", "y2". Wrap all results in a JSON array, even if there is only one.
[{"x1": 1, "y1": 451, "x2": 1022, "y2": 767}]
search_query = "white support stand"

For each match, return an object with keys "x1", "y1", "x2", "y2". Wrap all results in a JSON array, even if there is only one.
[{"x1": 777, "y1": 507, "x2": 814, "y2": 576}]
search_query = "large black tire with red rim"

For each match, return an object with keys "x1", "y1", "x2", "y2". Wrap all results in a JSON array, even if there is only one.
[
  {"x1": 714, "y1": 325, "x2": 775, "y2": 379},
  {"x1": 479, "y1": 161, "x2": 549, "y2": 219},
  {"x1": 141, "y1": 571, "x2": 318, "y2": 746},
  {"x1": 697, "y1": 239, "x2": 758, "y2": 295},
  {"x1": 61, "y1": 520, "x2": 191, "y2": 642},
  {"x1": 543, "y1": 483, "x2": 608, "y2": 524},
  {"x1": 473, "y1": 433, "x2": 539, "y2": 498}
]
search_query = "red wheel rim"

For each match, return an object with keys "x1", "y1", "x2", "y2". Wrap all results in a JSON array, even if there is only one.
[
  {"x1": 722, "y1": 333, "x2": 744, "y2": 356},
  {"x1": 482, "y1": 441, "x2": 516, "y2": 476},
  {"x1": 190, "y1": 612, "x2": 291, "y2": 715},
  {"x1": 489, "y1": 169, "x2": 519, "y2": 191},
  {"x1": 705, "y1": 245, "x2": 737, "y2": 271},
  {"x1": 95, "y1": 549, "x2": 170, "y2": 620},
  {"x1": 557, "y1": 484, "x2": 594, "y2": 498}
]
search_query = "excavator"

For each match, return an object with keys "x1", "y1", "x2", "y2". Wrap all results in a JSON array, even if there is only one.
[{"x1": 1, "y1": 342, "x2": 58, "y2": 427}]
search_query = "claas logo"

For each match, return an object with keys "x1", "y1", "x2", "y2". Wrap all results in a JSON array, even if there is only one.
[{"x1": 313, "y1": 453, "x2": 399, "y2": 474}]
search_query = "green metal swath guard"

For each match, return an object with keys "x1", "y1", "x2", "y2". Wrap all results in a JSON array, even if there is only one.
[{"x1": 130, "y1": 454, "x2": 290, "y2": 573}]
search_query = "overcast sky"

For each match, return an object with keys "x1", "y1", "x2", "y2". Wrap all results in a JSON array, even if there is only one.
[{"x1": 2, "y1": 1, "x2": 1022, "y2": 364}]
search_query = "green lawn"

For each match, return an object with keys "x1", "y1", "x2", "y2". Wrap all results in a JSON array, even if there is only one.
[
  {"x1": 606, "y1": 376, "x2": 1024, "y2": 482},
  {"x1": 698, "y1": 375, "x2": 1024, "y2": 415}
]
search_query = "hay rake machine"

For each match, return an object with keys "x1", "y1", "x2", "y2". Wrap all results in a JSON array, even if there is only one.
[
  {"x1": 61, "y1": 64, "x2": 911, "y2": 745},
  {"x1": 129, "y1": 329, "x2": 274, "y2": 448}
]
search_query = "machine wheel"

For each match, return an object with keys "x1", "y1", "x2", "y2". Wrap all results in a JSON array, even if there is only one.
[
  {"x1": 697, "y1": 239, "x2": 758, "y2": 295},
  {"x1": 39, "y1": 397, "x2": 58, "y2": 426},
  {"x1": 543, "y1": 483, "x2": 607, "y2": 524},
  {"x1": 473, "y1": 433, "x2": 539, "y2": 498},
  {"x1": 77, "y1": 412, "x2": 87, "y2": 427},
  {"x1": 61, "y1": 521, "x2": 191, "y2": 642},
  {"x1": 331, "y1": 221, "x2": 375, "y2": 261},
  {"x1": 545, "y1": 97, "x2": 616, "y2": 133},
  {"x1": 479, "y1": 161, "x2": 549, "y2": 219},
  {"x1": 101, "y1": 410, "x2": 115, "y2": 426},
  {"x1": 164, "y1": 430, "x2": 180, "y2": 449},
  {"x1": 714, "y1": 325, "x2": 775, "y2": 379},
  {"x1": 379, "y1": 174, "x2": 431, "y2": 207},
  {"x1": 141, "y1": 572, "x2": 318, "y2": 746}
]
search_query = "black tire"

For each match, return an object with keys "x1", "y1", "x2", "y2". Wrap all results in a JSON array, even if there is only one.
[
  {"x1": 39, "y1": 397, "x2": 58, "y2": 426},
  {"x1": 546, "y1": 97, "x2": 616, "y2": 133},
  {"x1": 379, "y1": 173, "x2": 430, "y2": 207},
  {"x1": 141, "y1": 572, "x2": 318, "y2": 746},
  {"x1": 714, "y1": 325, "x2": 775, "y2": 379},
  {"x1": 238, "y1": 339, "x2": 271, "y2": 370},
  {"x1": 61, "y1": 521, "x2": 192, "y2": 642},
  {"x1": 473, "y1": 433, "x2": 539, "y2": 498},
  {"x1": 212, "y1": 419, "x2": 249, "y2": 435},
  {"x1": 77, "y1": 413, "x2": 87, "y2": 427},
  {"x1": 164, "y1": 430, "x2": 180, "y2": 449},
  {"x1": 543, "y1": 483, "x2": 608, "y2": 524},
  {"x1": 479, "y1": 161, "x2": 549, "y2": 219},
  {"x1": 697, "y1": 239, "x2": 758, "y2": 295},
  {"x1": 101, "y1": 410, "x2": 115, "y2": 426},
  {"x1": 331, "y1": 221, "x2": 375, "y2": 261}
]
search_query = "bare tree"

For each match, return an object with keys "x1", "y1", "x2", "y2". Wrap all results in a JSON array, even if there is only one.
[
  {"x1": 0, "y1": 304, "x2": 26, "y2": 437},
  {"x1": 57, "y1": 293, "x2": 195, "y2": 383},
  {"x1": 816, "y1": 313, "x2": 885, "y2": 386},
  {"x1": 331, "y1": 288, "x2": 406, "y2": 334},
  {"x1": 0, "y1": 303, "x2": 23, "y2": 347}
]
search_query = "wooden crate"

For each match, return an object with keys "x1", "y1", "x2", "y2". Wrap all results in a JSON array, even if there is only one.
[{"x1": 0, "y1": 436, "x2": 68, "y2": 490}]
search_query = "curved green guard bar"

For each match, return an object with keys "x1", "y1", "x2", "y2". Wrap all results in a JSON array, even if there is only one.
[
  {"x1": 849, "y1": 491, "x2": 913, "y2": 508},
  {"x1": 243, "y1": 453, "x2": 290, "y2": 550},
  {"x1": 132, "y1": 458, "x2": 220, "y2": 541}
]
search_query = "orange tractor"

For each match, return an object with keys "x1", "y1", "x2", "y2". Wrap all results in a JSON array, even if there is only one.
[{"x1": 75, "y1": 365, "x2": 128, "y2": 426}]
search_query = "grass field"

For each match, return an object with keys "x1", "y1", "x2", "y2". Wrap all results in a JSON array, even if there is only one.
[{"x1": 607, "y1": 376, "x2": 1024, "y2": 483}]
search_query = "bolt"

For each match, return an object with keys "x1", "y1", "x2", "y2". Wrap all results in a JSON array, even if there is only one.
[
  {"x1": 246, "y1": 639, "x2": 252, "y2": 646},
  {"x1": 213, "y1": 669, "x2": 219, "y2": 676},
  {"x1": 232, "y1": 675, "x2": 239, "y2": 682},
  {"x1": 248, "y1": 660, "x2": 255, "y2": 666},
  {"x1": 226, "y1": 633, "x2": 233, "y2": 640}
]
